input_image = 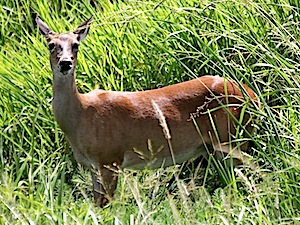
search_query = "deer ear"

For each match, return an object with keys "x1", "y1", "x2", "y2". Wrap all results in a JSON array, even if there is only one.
[
  {"x1": 36, "y1": 16, "x2": 55, "y2": 39},
  {"x1": 74, "y1": 16, "x2": 93, "y2": 41}
]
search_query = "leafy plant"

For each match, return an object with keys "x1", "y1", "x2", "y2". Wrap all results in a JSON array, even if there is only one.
[{"x1": 1, "y1": 0, "x2": 300, "y2": 224}]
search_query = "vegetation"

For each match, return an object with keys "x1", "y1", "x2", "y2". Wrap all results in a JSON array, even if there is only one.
[{"x1": 1, "y1": 0, "x2": 300, "y2": 224}]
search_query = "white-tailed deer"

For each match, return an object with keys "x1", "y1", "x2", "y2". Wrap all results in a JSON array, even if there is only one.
[{"x1": 36, "y1": 16, "x2": 259, "y2": 207}]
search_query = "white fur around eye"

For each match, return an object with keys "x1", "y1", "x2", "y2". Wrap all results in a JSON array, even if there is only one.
[
  {"x1": 72, "y1": 42, "x2": 79, "y2": 51},
  {"x1": 48, "y1": 43, "x2": 56, "y2": 52}
]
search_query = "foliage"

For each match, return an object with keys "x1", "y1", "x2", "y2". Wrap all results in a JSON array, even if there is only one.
[{"x1": 1, "y1": 0, "x2": 300, "y2": 224}]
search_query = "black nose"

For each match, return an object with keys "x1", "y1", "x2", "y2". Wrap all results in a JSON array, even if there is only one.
[{"x1": 59, "y1": 60, "x2": 72, "y2": 72}]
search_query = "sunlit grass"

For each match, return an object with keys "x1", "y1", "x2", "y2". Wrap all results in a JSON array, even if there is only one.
[{"x1": 1, "y1": 0, "x2": 300, "y2": 224}]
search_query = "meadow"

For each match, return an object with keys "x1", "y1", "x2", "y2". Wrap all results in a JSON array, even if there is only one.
[{"x1": 0, "y1": 0, "x2": 300, "y2": 224}]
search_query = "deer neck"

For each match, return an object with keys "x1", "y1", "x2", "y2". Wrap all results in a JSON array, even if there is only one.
[{"x1": 52, "y1": 70, "x2": 83, "y2": 133}]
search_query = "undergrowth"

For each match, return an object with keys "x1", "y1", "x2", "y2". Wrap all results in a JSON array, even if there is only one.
[{"x1": 1, "y1": 0, "x2": 300, "y2": 224}]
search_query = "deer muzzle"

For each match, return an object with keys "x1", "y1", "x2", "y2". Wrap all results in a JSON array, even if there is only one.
[{"x1": 59, "y1": 60, "x2": 73, "y2": 73}]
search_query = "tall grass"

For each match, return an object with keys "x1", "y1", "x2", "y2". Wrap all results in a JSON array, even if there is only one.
[{"x1": 1, "y1": 0, "x2": 300, "y2": 224}]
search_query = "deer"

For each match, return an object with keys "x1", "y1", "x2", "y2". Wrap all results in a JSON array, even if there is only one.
[{"x1": 36, "y1": 16, "x2": 260, "y2": 207}]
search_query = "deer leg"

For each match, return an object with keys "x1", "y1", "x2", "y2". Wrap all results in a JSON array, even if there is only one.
[
  {"x1": 213, "y1": 143, "x2": 257, "y2": 170},
  {"x1": 91, "y1": 165, "x2": 119, "y2": 207}
]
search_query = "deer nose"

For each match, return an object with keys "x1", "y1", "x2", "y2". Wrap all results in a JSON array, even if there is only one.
[{"x1": 59, "y1": 60, "x2": 73, "y2": 72}]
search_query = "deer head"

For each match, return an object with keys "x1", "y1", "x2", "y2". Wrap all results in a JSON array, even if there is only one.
[{"x1": 36, "y1": 16, "x2": 93, "y2": 76}]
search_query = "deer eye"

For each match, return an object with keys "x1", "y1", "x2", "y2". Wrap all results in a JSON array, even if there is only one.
[
  {"x1": 48, "y1": 43, "x2": 56, "y2": 52},
  {"x1": 72, "y1": 43, "x2": 79, "y2": 51}
]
